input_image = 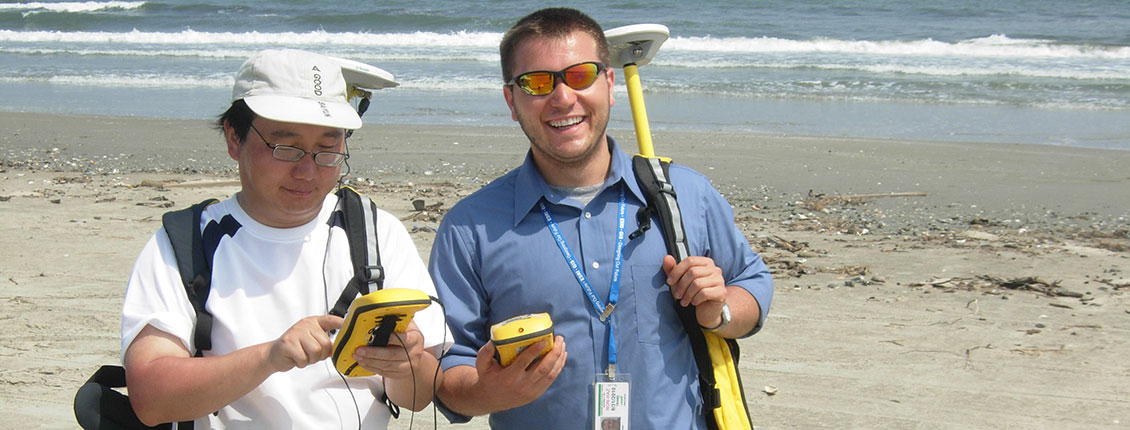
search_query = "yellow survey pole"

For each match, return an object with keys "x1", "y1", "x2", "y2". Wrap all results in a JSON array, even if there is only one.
[{"x1": 623, "y1": 63, "x2": 657, "y2": 159}]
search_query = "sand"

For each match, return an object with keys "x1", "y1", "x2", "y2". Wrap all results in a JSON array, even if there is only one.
[{"x1": 1, "y1": 112, "x2": 1128, "y2": 429}]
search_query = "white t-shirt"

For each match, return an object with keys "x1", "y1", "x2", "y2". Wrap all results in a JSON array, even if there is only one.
[{"x1": 121, "y1": 192, "x2": 451, "y2": 429}]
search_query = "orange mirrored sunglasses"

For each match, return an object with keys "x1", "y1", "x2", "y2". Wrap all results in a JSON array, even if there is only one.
[{"x1": 508, "y1": 62, "x2": 607, "y2": 96}]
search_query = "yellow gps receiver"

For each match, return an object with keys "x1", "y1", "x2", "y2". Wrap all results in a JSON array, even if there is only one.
[
  {"x1": 490, "y1": 313, "x2": 555, "y2": 367},
  {"x1": 332, "y1": 288, "x2": 432, "y2": 377}
]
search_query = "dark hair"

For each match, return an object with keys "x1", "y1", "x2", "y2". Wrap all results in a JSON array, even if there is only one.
[
  {"x1": 214, "y1": 99, "x2": 256, "y2": 143},
  {"x1": 499, "y1": 7, "x2": 609, "y2": 83}
]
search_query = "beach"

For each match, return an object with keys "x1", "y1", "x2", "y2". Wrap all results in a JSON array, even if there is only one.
[{"x1": 1, "y1": 112, "x2": 1128, "y2": 429}]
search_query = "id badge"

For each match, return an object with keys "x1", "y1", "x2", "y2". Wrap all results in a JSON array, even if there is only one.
[{"x1": 593, "y1": 373, "x2": 630, "y2": 430}]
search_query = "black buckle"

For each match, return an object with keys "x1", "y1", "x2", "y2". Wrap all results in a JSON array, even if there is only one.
[
  {"x1": 364, "y1": 265, "x2": 384, "y2": 284},
  {"x1": 629, "y1": 206, "x2": 654, "y2": 240}
]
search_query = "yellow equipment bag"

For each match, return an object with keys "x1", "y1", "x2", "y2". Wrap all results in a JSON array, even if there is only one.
[{"x1": 706, "y1": 332, "x2": 752, "y2": 430}]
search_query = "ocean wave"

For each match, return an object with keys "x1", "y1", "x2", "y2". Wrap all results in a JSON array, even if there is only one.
[
  {"x1": 825, "y1": 63, "x2": 1130, "y2": 81},
  {"x1": 0, "y1": 70, "x2": 503, "y2": 92},
  {"x1": 3, "y1": 29, "x2": 1127, "y2": 62},
  {"x1": 393, "y1": 75, "x2": 506, "y2": 92},
  {"x1": 0, "y1": 46, "x2": 498, "y2": 63},
  {"x1": 0, "y1": 1, "x2": 145, "y2": 15},
  {"x1": 0, "y1": 28, "x2": 501, "y2": 48},
  {"x1": 0, "y1": 46, "x2": 248, "y2": 59},
  {"x1": 665, "y1": 34, "x2": 1130, "y2": 60},
  {"x1": 640, "y1": 82, "x2": 1128, "y2": 111},
  {"x1": 652, "y1": 58, "x2": 1130, "y2": 81},
  {"x1": 0, "y1": 73, "x2": 229, "y2": 88}
]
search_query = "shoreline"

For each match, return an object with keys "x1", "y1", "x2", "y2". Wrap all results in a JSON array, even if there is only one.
[
  {"x1": 6, "y1": 80, "x2": 1130, "y2": 151},
  {"x1": 4, "y1": 111, "x2": 1128, "y2": 234},
  {"x1": 1, "y1": 112, "x2": 1128, "y2": 429}
]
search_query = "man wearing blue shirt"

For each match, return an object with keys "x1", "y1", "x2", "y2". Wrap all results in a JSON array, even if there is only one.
[{"x1": 428, "y1": 8, "x2": 773, "y2": 429}]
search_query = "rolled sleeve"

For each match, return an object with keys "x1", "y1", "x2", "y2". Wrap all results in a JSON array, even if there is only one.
[{"x1": 428, "y1": 212, "x2": 491, "y2": 423}]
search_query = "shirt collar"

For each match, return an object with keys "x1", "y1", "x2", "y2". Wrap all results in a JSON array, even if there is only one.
[{"x1": 512, "y1": 136, "x2": 647, "y2": 226}]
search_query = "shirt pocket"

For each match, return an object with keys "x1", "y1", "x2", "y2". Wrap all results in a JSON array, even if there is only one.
[{"x1": 629, "y1": 264, "x2": 683, "y2": 345}]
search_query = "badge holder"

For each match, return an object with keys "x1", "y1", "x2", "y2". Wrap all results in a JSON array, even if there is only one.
[{"x1": 593, "y1": 368, "x2": 630, "y2": 430}]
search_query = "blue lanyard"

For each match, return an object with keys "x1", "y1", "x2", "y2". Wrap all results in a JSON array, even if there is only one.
[{"x1": 538, "y1": 187, "x2": 626, "y2": 373}]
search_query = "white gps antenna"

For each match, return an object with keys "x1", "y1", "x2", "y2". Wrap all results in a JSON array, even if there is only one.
[
  {"x1": 332, "y1": 56, "x2": 399, "y2": 138},
  {"x1": 604, "y1": 24, "x2": 670, "y2": 159}
]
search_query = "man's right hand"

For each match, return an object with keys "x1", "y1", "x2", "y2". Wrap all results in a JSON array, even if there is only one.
[
  {"x1": 439, "y1": 335, "x2": 567, "y2": 416},
  {"x1": 267, "y1": 314, "x2": 344, "y2": 372}
]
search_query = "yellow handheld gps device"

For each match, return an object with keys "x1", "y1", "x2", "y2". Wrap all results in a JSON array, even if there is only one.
[
  {"x1": 490, "y1": 313, "x2": 555, "y2": 367},
  {"x1": 332, "y1": 288, "x2": 432, "y2": 377}
]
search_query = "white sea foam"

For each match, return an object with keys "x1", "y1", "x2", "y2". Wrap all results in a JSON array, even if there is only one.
[
  {"x1": 652, "y1": 57, "x2": 1130, "y2": 81},
  {"x1": 0, "y1": 73, "x2": 229, "y2": 88},
  {"x1": 0, "y1": 46, "x2": 249, "y2": 59},
  {"x1": 0, "y1": 28, "x2": 1125, "y2": 118},
  {"x1": 665, "y1": 34, "x2": 1130, "y2": 60},
  {"x1": 3, "y1": 29, "x2": 1126, "y2": 62},
  {"x1": 0, "y1": 1, "x2": 145, "y2": 15},
  {"x1": 395, "y1": 76, "x2": 500, "y2": 92},
  {"x1": 828, "y1": 63, "x2": 1130, "y2": 80},
  {"x1": 0, "y1": 69, "x2": 502, "y2": 92},
  {"x1": 0, "y1": 45, "x2": 498, "y2": 63},
  {"x1": 636, "y1": 81, "x2": 1122, "y2": 111},
  {"x1": 0, "y1": 29, "x2": 501, "y2": 48}
]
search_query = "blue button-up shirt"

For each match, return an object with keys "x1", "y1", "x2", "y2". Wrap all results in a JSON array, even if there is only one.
[{"x1": 429, "y1": 138, "x2": 773, "y2": 429}]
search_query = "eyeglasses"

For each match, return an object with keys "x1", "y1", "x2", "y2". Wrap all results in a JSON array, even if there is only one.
[
  {"x1": 249, "y1": 123, "x2": 348, "y2": 167},
  {"x1": 507, "y1": 61, "x2": 606, "y2": 96}
]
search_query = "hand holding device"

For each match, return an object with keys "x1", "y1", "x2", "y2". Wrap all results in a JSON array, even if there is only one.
[
  {"x1": 490, "y1": 313, "x2": 555, "y2": 367},
  {"x1": 332, "y1": 288, "x2": 431, "y2": 377}
]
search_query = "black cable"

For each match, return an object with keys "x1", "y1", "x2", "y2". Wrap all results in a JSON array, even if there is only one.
[
  {"x1": 337, "y1": 369, "x2": 363, "y2": 430},
  {"x1": 339, "y1": 144, "x2": 352, "y2": 180},
  {"x1": 392, "y1": 296, "x2": 451, "y2": 430},
  {"x1": 391, "y1": 331, "x2": 417, "y2": 430},
  {"x1": 428, "y1": 296, "x2": 450, "y2": 430}
]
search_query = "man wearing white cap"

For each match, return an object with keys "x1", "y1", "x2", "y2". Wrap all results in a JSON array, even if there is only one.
[{"x1": 118, "y1": 49, "x2": 449, "y2": 428}]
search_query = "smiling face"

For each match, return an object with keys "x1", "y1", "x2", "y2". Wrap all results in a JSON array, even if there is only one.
[
  {"x1": 225, "y1": 117, "x2": 345, "y2": 228},
  {"x1": 503, "y1": 30, "x2": 616, "y2": 187}
]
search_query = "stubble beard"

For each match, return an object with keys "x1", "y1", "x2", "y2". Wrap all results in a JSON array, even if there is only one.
[{"x1": 518, "y1": 111, "x2": 610, "y2": 171}]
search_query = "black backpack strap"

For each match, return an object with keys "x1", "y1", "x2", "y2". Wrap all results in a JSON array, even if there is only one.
[
  {"x1": 632, "y1": 156, "x2": 690, "y2": 260},
  {"x1": 329, "y1": 187, "x2": 384, "y2": 318},
  {"x1": 329, "y1": 187, "x2": 401, "y2": 417},
  {"x1": 162, "y1": 199, "x2": 218, "y2": 357},
  {"x1": 631, "y1": 155, "x2": 723, "y2": 429},
  {"x1": 159, "y1": 198, "x2": 222, "y2": 430}
]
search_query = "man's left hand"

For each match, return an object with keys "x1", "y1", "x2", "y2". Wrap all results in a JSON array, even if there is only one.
[{"x1": 353, "y1": 321, "x2": 426, "y2": 379}]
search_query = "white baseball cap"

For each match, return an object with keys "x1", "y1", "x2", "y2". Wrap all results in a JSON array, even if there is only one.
[{"x1": 232, "y1": 49, "x2": 362, "y2": 130}]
